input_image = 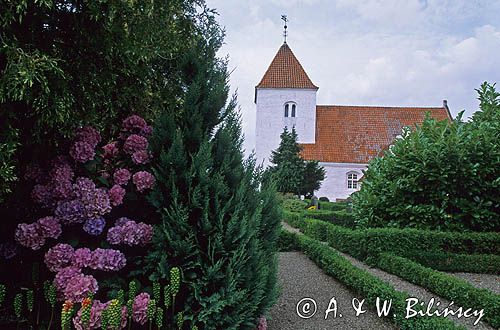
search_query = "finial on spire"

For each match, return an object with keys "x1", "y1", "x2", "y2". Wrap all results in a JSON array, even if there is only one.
[{"x1": 281, "y1": 14, "x2": 288, "y2": 44}]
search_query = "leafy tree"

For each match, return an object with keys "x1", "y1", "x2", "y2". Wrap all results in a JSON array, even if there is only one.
[
  {"x1": 300, "y1": 160, "x2": 326, "y2": 198},
  {"x1": 352, "y1": 82, "x2": 499, "y2": 232},
  {"x1": 267, "y1": 127, "x2": 325, "y2": 197},
  {"x1": 0, "y1": 0, "x2": 208, "y2": 202},
  {"x1": 145, "y1": 31, "x2": 281, "y2": 329}
]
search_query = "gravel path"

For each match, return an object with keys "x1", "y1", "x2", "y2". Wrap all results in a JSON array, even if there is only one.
[
  {"x1": 449, "y1": 273, "x2": 500, "y2": 294},
  {"x1": 281, "y1": 222, "x2": 496, "y2": 330},
  {"x1": 267, "y1": 252, "x2": 398, "y2": 330}
]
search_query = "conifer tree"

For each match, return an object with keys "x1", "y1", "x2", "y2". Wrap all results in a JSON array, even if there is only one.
[
  {"x1": 146, "y1": 28, "x2": 281, "y2": 329},
  {"x1": 300, "y1": 160, "x2": 326, "y2": 198}
]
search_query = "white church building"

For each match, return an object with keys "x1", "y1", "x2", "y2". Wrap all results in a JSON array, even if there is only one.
[{"x1": 255, "y1": 42, "x2": 452, "y2": 201}]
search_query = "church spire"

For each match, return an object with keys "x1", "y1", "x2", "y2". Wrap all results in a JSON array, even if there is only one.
[{"x1": 281, "y1": 15, "x2": 288, "y2": 44}]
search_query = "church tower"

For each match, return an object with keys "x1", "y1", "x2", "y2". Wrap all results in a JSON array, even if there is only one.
[{"x1": 255, "y1": 42, "x2": 318, "y2": 166}]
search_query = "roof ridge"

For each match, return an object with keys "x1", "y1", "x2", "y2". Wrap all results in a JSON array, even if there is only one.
[{"x1": 317, "y1": 104, "x2": 445, "y2": 109}]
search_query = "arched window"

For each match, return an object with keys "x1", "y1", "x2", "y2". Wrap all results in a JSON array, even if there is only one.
[
  {"x1": 284, "y1": 102, "x2": 296, "y2": 118},
  {"x1": 347, "y1": 172, "x2": 358, "y2": 189}
]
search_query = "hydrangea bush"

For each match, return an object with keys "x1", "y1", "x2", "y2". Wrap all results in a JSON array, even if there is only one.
[{"x1": 2, "y1": 116, "x2": 162, "y2": 329}]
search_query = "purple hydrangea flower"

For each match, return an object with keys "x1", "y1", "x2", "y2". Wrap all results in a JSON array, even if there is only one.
[
  {"x1": 140, "y1": 125, "x2": 153, "y2": 137},
  {"x1": 102, "y1": 142, "x2": 119, "y2": 159},
  {"x1": 75, "y1": 127, "x2": 101, "y2": 147},
  {"x1": 83, "y1": 217, "x2": 106, "y2": 236},
  {"x1": 109, "y1": 185, "x2": 126, "y2": 206},
  {"x1": 89, "y1": 248, "x2": 126, "y2": 271},
  {"x1": 44, "y1": 243, "x2": 75, "y2": 272},
  {"x1": 122, "y1": 115, "x2": 147, "y2": 133},
  {"x1": 63, "y1": 273, "x2": 98, "y2": 302},
  {"x1": 81, "y1": 188, "x2": 111, "y2": 219},
  {"x1": 131, "y1": 150, "x2": 150, "y2": 164},
  {"x1": 123, "y1": 134, "x2": 148, "y2": 155},
  {"x1": 37, "y1": 216, "x2": 62, "y2": 239},
  {"x1": 15, "y1": 223, "x2": 45, "y2": 250},
  {"x1": 132, "y1": 293, "x2": 150, "y2": 325},
  {"x1": 115, "y1": 217, "x2": 130, "y2": 227},
  {"x1": 31, "y1": 184, "x2": 53, "y2": 208},
  {"x1": 73, "y1": 248, "x2": 93, "y2": 268},
  {"x1": 50, "y1": 179, "x2": 74, "y2": 201},
  {"x1": 70, "y1": 141, "x2": 95, "y2": 163},
  {"x1": 55, "y1": 199, "x2": 86, "y2": 225},
  {"x1": 54, "y1": 266, "x2": 82, "y2": 299},
  {"x1": 132, "y1": 171, "x2": 155, "y2": 193},
  {"x1": 49, "y1": 161, "x2": 74, "y2": 182},
  {"x1": 73, "y1": 177, "x2": 96, "y2": 198},
  {"x1": 106, "y1": 219, "x2": 153, "y2": 246},
  {"x1": 113, "y1": 169, "x2": 131, "y2": 186}
]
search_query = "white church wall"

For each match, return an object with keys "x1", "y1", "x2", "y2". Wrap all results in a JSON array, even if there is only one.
[
  {"x1": 255, "y1": 87, "x2": 317, "y2": 167},
  {"x1": 315, "y1": 162, "x2": 367, "y2": 201}
]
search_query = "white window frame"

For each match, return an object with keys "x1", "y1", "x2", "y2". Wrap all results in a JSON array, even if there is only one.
[
  {"x1": 347, "y1": 172, "x2": 359, "y2": 189},
  {"x1": 284, "y1": 101, "x2": 296, "y2": 118}
]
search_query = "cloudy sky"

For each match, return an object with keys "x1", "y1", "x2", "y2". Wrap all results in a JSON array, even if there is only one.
[{"x1": 205, "y1": 0, "x2": 500, "y2": 155}]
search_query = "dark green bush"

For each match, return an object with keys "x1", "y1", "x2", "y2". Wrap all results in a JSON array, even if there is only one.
[
  {"x1": 277, "y1": 230, "x2": 301, "y2": 251},
  {"x1": 319, "y1": 196, "x2": 330, "y2": 202},
  {"x1": 281, "y1": 198, "x2": 307, "y2": 213},
  {"x1": 352, "y1": 83, "x2": 500, "y2": 232},
  {"x1": 377, "y1": 253, "x2": 500, "y2": 328},
  {"x1": 319, "y1": 201, "x2": 347, "y2": 211},
  {"x1": 294, "y1": 233, "x2": 462, "y2": 329},
  {"x1": 283, "y1": 217, "x2": 500, "y2": 262},
  {"x1": 402, "y1": 252, "x2": 500, "y2": 274},
  {"x1": 305, "y1": 209, "x2": 356, "y2": 228}
]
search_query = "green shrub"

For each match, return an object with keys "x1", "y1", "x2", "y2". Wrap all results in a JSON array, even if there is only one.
[
  {"x1": 402, "y1": 252, "x2": 500, "y2": 274},
  {"x1": 319, "y1": 201, "x2": 347, "y2": 211},
  {"x1": 319, "y1": 196, "x2": 329, "y2": 202},
  {"x1": 352, "y1": 83, "x2": 500, "y2": 232},
  {"x1": 305, "y1": 209, "x2": 356, "y2": 228},
  {"x1": 277, "y1": 230, "x2": 301, "y2": 251},
  {"x1": 377, "y1": 253, "x2": 500, "y2": 328},
  {"x1": 295, "y1": 233, "x2": 462, "y2": 329},
  {"x1": 283, "y1": 217, "x2": 500, "y2": 262},
  {"x1": 281, "y1": 198, "x2": 307, "y2": 212}
]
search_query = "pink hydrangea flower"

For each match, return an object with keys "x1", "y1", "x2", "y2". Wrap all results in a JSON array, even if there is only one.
[
  {"x1": 54, "y1": 267, "x2": 82, "y2": 299},
  {"x1": 89, "y1": 248, "x2": 126, "y2": 272},
  {"x1": 122, "y1": 115, "x2": 147, "y2": 133},
  {"x1": 132, "y1": 293, "x2": 150, "y2": 325},
  {"x1": 132, "y1": 171, "x2": 155, "y2": 193},
  {"x1": 75, "y1": 126, "x2": 101, "y2": 147},
  {"x1": 123, "y1": 134, "x2": 148, "y2": 155},
  {"x1": 73, "y1": 248, "x2": 92, "y2": 268},
  {"x1": 37, "y1": 216, "x2": 62, "y2": 239},
  {"x1": 70, "y1": 141, "x2": 95, "y2": 163},
  {"x1": 109, "y1": 185, "x2": 126, "y2": 206},
  {"x1": 63, "y1": 273, "x2": 98, "y2": 302},
  {"x1": 102, "y1": 141, "x2": 119, "y2": 159},
  {"x1": 45, "y1": 243, "x2": 75, "y2": 272},
  {"x1": 106, "y1": 219, "x2": 153, "y2": 246},
  {"x1": 15, "y1": 223, "x2": 45, "y2": 250},
  {"x1": 257, "y1": 316, "x2": 267, "y2": 330},
  {"x1": 113, "y1": 169, "x2": 131, "y2": 186},
  {"x1": 73, "y1": 299, "x2": 107, "y2": 330},
  {"x1": 131, "y1": 150, "x2": 150, "y2": 164}
]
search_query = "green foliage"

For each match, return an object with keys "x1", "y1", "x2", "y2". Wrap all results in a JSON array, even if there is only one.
[
  {"x1": 281, "y1": 198, "x2": 307, "y2": 212},
  {"x1": 145, "y1": 26, "x2": 281, "y2": 329},
  {"x1": 291, "y1": 232, "x2": 463, "y2": 330},
  {"x1": 377, "y1": 253, "x2": 500, "y2": 328},
  {"x1": 283, "y1": 216, "x2": 500, "y2": 263},
  {"x1": 267, "y1": 127, "x2": 325, "y2": 197},
  {"x1": 402, "y1": 251, "x2": 500, "y2": 274},
  {"x1": 319, "y1": 201, "x2": 348, "y2": 211},
  {"x1": 277, "y1": 230, "x2": 301, "y2": 252},
  {"x1": 13, "y1": 292, "x2": 22, "y2": 318},
  {"x1": 303, "y1": 209, "x2": 356, "y2": 228},
  {"x1": 353, "y1": 82, "x2": 500, "y2": 232},
  {"x1": 0, "y1": 0, "x2": 214, "y2": 202},
  {"x1": 318, "y1": 196, "x2": 330, "y2": 202},
  {"x1": 0, "y1": 283, "x2": 5, "y2": 308}
]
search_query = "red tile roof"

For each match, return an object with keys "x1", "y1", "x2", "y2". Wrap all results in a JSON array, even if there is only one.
[
  {"x1": 301, "y1": 105, "x2": 452, "y2": 163},
  {"x1": 256, "y1": 43, "x2": 318, "y2": 90}
]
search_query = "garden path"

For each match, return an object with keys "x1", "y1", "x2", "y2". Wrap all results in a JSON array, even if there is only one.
[
  {"x1": 267, "y1": 251, "x2": 397, "y2": 330},
  {"x1": 281, "y1": 222, "x2": 496, "y2": 330},
  {"x1": 449, "y1": 273, "x2": 499, "y2": 294}
]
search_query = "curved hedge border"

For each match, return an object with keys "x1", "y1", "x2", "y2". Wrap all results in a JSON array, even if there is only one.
[
  {"x1": 280, "y1": 231, "x2": 463, "y2": 330},
  {"x1": 402, "y1": 251, "x2": 500, "y2": 274},
  {"x1": 377, "y1": 253, "x2": 500, "y2": 328}
]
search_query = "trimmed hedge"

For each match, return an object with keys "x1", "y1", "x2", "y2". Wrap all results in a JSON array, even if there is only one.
[
  {"x1": 278, "y1": 230, "x2": 301, "y2": 251},
  {"x1": 377, "y1": 253, "x2": 500, "y2": 328},
  {"x1": 284, "y1": 216, "x2": 500, "y2": 263},
  {"x1": 402, "y1": 251, "x2": 500, "y2": 274},
  {"x1": 304, "y1": 209, "x2": 357, "y2": 228},
  {"x1": 294, "y1": 232, "x2": 463, "y2": 329},
  {"x1": 318, "y1": 201, "x2": 347, "y2": 211}
]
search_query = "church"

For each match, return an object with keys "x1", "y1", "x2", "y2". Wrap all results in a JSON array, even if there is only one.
[{"x1": 254, "y1": 42, "x2": 452, "y2": 201}]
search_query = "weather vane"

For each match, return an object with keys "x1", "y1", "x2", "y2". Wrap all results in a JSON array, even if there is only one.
[{"x1": 281, "y1": 14, "x2": 288, "y2": 43}]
